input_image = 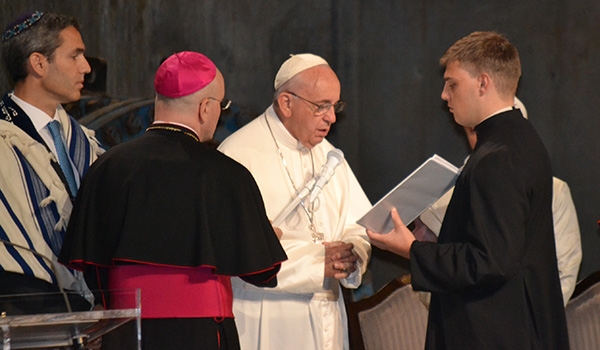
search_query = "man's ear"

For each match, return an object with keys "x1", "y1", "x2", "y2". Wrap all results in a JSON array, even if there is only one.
[
  {"x1": 477, "y1": 74, "x2": 491, "y2": 95},
  {"x1": 197, "y1": 99, "x2": 209, "y2": 125},
  {"x1": 27, "y1": 53, "x2": 47, "y2": 78},
  {"x1": 276, "y1": 92, "x2": 293, "y2": 118}
]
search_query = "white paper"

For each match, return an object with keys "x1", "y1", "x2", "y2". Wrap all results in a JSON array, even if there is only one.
[{"x1": 357, "y1": 154, "x2": 460, "y2": 233}]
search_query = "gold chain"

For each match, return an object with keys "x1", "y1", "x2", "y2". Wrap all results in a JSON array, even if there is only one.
[{"x1": 146, "y1": 125, "x2": 200, "y2": 143}]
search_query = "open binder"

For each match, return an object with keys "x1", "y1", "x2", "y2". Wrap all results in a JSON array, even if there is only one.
[{"x1": 357, "y1": 154, "x2": 460, "y2": 233}]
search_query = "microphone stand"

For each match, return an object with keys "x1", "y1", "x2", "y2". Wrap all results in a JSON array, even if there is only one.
[
  {"x1": 273, "y1": 177, "x2": 316, "y2": 227},
  {"x1": 0, "y1": 238, "x2": 73, "y2": 313}
]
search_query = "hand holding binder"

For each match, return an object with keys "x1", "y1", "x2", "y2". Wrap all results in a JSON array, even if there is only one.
[{"x1": 357, "y1": 154, "x2": 460, "y2": 233}]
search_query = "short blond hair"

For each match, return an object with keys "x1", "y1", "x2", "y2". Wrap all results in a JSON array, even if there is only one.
[{"x1": 440, "y1": 31, "x2": 521, "y2": 97}]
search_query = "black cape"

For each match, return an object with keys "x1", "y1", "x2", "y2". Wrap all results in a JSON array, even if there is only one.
[
  {"x1": 410, "y1": 110, "x2": 569, "y2": 349},
  {"x1": 59, "y1": 125, "x2": 287, "y2": 281}
]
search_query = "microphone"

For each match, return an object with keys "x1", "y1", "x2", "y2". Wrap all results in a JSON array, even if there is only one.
[
  {"x1": 272, "y1": 177, "x2": 316, "y2": 227},
  {"x1": 0, "y1": 238, "x2": 73, "y2": 313},
  {"x1": 308, "y1": 149, "x2": 344, "y2": 204}
]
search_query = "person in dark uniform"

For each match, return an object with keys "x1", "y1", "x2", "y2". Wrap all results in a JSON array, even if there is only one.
[
  {"x1": 59, "y1": 51, "x2": 287, "y2": 350},
  {"x1": 367, "y1": 32, "x2": 569, "y2": 349}
]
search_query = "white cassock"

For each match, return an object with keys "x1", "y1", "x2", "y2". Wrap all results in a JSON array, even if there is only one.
[{"x1": 218, "y1": 106, "x2": 372, "y2": 350}]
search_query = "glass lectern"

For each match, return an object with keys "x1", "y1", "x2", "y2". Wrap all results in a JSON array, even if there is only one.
[{"x1": 0, "y1": 289, "x2": 141, "y2": 349}]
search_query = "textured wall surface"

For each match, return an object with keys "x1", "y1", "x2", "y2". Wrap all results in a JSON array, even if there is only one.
[{"x1": 2, "y1": 0, "x2": 598, "y2": 291}]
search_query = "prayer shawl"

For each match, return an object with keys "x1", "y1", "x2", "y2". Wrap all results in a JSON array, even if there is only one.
[{"x1": 0, "y1": 93, "x2": 104, "y2": 293}]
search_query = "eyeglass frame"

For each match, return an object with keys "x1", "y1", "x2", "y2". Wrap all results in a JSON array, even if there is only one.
[
  {"x1": 285, "y1": 91, "x2": 345, "y2": 115},
  {"x1": 207, "y1": 97, "x2": 232, "y2": 111}
]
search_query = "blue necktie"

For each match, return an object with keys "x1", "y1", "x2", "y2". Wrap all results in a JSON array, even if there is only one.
[{"x1": 47, "y1": 120, "x2": 78, "y2": 196}]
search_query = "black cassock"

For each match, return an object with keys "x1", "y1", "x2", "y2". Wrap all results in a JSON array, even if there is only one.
[
  {"x1": 59, "y1": 125, "x2": 287, "y2": 349},
  {"x1": 60, "y1": 125, "x2": 286, "y2": 276},
  {"x1": 410, "y1": 110, "x2": 569, "y2": 349}
]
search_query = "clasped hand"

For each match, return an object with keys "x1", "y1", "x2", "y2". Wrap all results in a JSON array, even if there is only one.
[{"x1": 324, "y1": 241, "x2": 357, "y2": 279}]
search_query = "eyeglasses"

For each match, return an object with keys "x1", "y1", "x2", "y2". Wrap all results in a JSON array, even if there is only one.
[
  {"x1": 207, "y1": 97, "x2": 232, "y2": 111},
  {"x1": 286, "y1": 91, "x2": 345, "y2": 116}
]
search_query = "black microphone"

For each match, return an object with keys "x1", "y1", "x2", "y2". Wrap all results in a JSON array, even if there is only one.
[{"x1": 308, "y1": 149, "x2": 344, "y2": 204}]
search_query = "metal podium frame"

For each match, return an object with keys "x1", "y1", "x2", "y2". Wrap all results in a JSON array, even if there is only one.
[{"x1": 0, "y1": 289, "x2": 141, "y2": 350}]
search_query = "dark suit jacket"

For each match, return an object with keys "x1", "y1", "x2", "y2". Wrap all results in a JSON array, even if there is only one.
[{"x1": 410, "y1": 109, "x2": 569, "y2": 349}]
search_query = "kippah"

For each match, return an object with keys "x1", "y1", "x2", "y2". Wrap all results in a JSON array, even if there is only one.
[
  {"x1": 2, "y1": 11, "x2": 44, "y2": 42},
  {"x1": 274, "y1": 53, "x2": 329, "y2": 90},
  {"x1": 154, "y1": 51, "x2": 217, "y2": 98}
]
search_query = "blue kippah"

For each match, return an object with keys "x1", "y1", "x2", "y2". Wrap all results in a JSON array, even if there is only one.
[{"x1": 2, "y1": 11, "x2": 44, "y2": 42}]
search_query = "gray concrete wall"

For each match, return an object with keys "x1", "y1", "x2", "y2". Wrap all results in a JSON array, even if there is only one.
[{"x1": 2, "y1": 0, "x2": 598, "y2": 291}]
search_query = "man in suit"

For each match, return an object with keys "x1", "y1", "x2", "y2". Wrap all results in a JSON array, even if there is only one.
[{"x1": 0, "y1": 11, "x2": 103, "y2": 314}]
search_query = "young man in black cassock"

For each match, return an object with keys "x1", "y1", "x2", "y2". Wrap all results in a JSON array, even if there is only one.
[{"x1": 367, "y1": 32, "x2": 569, "y2": 349}]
